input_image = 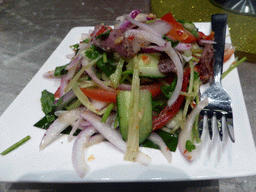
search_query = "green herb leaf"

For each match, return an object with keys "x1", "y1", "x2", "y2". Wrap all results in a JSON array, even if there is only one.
[
  {"x1": 85, "y1": 44, "x2": 101, "y2": 60},
  {"x1": 54, "y1": 64, "x2": 68, "y2": 77},
  {"x1": 162, "y1": 35, "x2": 179, "y2": 47},
  {"x1": 161, "y1": 76, "x2": 177, "y2": 99},
  {"x1": 96, "y1": 30, "x2": 111, "y2": 40},
  {"x1": 185, "y1": 140, "x2": 196, "y2": 152},
  {"x1": 152, "y1": 99, "x2": 167, "y2": 113},
  {"x1": 40, "y1": 90, "x2": 55, "y2": 115}
]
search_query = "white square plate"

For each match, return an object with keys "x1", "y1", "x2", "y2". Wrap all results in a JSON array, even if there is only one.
[{"x1": 1, "y1": 23, "x2": 256, "y2": 182}]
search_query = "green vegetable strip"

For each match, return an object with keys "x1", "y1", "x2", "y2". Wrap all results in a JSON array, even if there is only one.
[
  {"x1": 65, "y1": 56, "x2": 102, "y2": 91},
  {"x1": 65, "y1": 99, "x2": 82, "y2": 110},
  {"x1": 110, "y1": 59, "x2": 124, "y2": 89},
  {"x1": 103, "y1": 52, "x2": 108, "y2": 63},
  {"x1": 222, "y1": 57, "x2": 246, "y2": 79},
  {"x1": 192, "y1": 78, "x2": 201, "y2": 143},
  {"x1": 72, "y1": 83, "x2": 107, "y2": 115},
  {"x1": 101, "y1": 103, "x2": 115, "y2": 123},
  {"x1": 124, "y1": 57, "x2": 140, "y2": 161},
  {"x1": 182, "y1": 60, "x2": 195, "y2": 120},
  {"x1": 1, "y1": 135, "x2": 31, "y2": 155}
]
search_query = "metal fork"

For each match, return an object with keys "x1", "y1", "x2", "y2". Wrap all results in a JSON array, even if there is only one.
[{"x1": 199, "y1": 14, "x2": 235, "y2": 143}]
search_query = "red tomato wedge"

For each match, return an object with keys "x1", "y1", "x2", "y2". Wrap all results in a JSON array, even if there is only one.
[
  {"x1": 152, "y1": 68, "x2": 191, "y2": 131},
  {"x1": 80, "y1": 84, "x2": 163, "y2": 103},
  {"x1": 161, "y1": 13, "x2": 198, "y2": 43}
]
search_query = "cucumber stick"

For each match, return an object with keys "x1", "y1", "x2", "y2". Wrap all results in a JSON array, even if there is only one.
[
  {"x1": 127, "y1": 53, "x2": 165, "y2": 78},
  {"x1": 117, "y1": 90, "x2": 152, "y2": 144}
]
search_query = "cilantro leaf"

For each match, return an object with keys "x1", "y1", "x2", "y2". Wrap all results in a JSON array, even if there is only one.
[
  {"x1": 185, "y1": 140, "x2": 196, "y2": 152},
  {"x1": 85, "y1": 44, "x2": 101, "y2": 60},
  {"x1": 96, "y1": 30, "x2": 111, "y2": 40}
]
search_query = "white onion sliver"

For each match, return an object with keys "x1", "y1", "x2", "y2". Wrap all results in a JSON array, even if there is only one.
[
  {"x1": 85, "y1": 67, "x2": 115, "y2": 93},
  {"x1": 164, "y1": 42, "x2": 184, "y2": 107},
  {"x1": 81, "y1": 110, "x2": 152, "y2": 166},
  {"x1": 86, "y1": 134, "x2": 106, "y2": 148},
  {"x1": 147, "y1": 19, "x2": 172, "y2": 36},
  {"x1": 68, "y1": 117, "x2": 83, "y2": 142},
  {"x1": 178, "y1": 97, "x2": 209, "y2": 162},
  {"x1": 90, "y1": 99, "x2": 108, "y2": 111},
  {"x1": 125, "y1": 29, "x2": 166, "y2": 47},
  {"x1": 149, "y1": 132, "x2": 172, "y2": 163},
  {"x1": 43, "y1": 70, "x2": 55, "y2": 78},
  {"x1": 58, "y1": 74, "x2": 68, "y2": 97},
  {"x1": 72, "y1": 126, "x2": 97, "y2": 178},
  {"x1": 124, "y1": 16, "x2": 162, "y2": 38},
  {"x1": 39, "y1": 108, "x2": 85, "y2": 150},
  {"x1": 174, "y1": 42, "x2": 192, "y2": 52}
]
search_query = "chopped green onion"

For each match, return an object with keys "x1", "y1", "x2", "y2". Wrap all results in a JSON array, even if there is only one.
[
  {"x1": 182, "y1": 60, "x2": 195, "y2": 119},
  {"x1": 65, "y1": 56, "x2": 101, "y2": 91},
  {"x1": 222, "y1": 57, "x2": 246, "y2": 79},
  {"x1": 1, "y1": 135, "x2": 31, "y2": 155},
  {"x1": 110, "y1": 59, "x2": 124, "y2": 89},
  {"x1": 101, "y1": 103, "x2": 115, "y2": 123}
]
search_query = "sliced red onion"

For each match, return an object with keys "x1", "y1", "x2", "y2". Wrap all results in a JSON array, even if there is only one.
[
  {"x1": 147, "y1": 19, "x2": 172, "y2": 36},
  {"x1": 90, "y1": 99, "x2": 108, "y2": 111},
  {"x1": 81, "y1": 110, "x2": 152, "y2": 166},
  {"x1": 149, "y1": 132, "x2": 172, "y2": 163},
  {"x1": 39, "y1": 108, "x2": 85, "y2": 150},
  {"x1": 43, "y1": 70, "x2": 55, "y2": 78},
  {"x1": 65, "y1": 55, "x2": 82, "y2": 81},
  {"x1": 124, "y1": 29, "x2": 166, "y2": 46},
  {"x1": 174, "y1": 42, "x2": 192, "y2": 52},
  {"x1": 86, "y1": 134, "x2": 105, "y2": 148},
  {"x1": 199, "y1": 39, "x2": 216, "y2": 44},
  {"x1": 66, "y1": 55, "x2": 82, "y2": 70},
  {"x1": 117, "y1": 9, "x2": 141, "y2": 32},
  {"x1": 124, "y1": 16, "x2": 162, "y2": 38},
  {"x1": 54, "y1": 90, "x2": 77, "y2": 111},
  {"x1": 178, "y1": 97, "x2": 208, "y2": 162},
  {"x1": 85, "y1": 67, "x2": 115, "y2": 92},
  {"x1": 58, "y1": 74, "x2": 68, "y2": 97},
  {"x1": 117, "y1": 84, "x2": 132, "y2": 90},
  {"x1": 65, "y1": 53, "x2": 75, "y2": 60},
  {"x1": 79, "y1": 119, "x2": 92, "y2": 128},
  {"x1": 68, "y1": 117, "x2": 83, "y2": 142},
  {"x1": 140, "y1": 44, "x2": 167, "y2": 53},
  {"x1": 72, "y1": 126, "x2": 98, "y2": 178},
  {"x1": 164, "y1": 42, "x2": 184, "y2": 107}
]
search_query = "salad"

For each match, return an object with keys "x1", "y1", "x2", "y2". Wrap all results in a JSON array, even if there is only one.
[{"x1": 34, "y1": 10, "x2": 239, "y2": 178}]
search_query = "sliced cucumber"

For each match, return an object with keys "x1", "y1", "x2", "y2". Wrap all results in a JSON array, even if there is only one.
[
  {"x1": 117, "y1": 90, "x2": 152, "y2": 144},
  {"x1": 127, "y1": 53, "x2": 166, "y2": 78}
]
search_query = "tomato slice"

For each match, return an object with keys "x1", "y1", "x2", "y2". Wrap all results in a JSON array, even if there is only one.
[
  {"x1": 81, "y1": 87, "x2": 118, "y2": 103},
  {"x1": 198, "y1": 31, "x2": 214, "y2": 40},
  {"x1": 161, "y1": 13, "x2": 197, "y2": 43},
  {"x1": 152, "y1": 68, "x2": 191, "y2": 131},
  {"x1": 80, "y1": 83, "x2": 163, "y2": 103}
]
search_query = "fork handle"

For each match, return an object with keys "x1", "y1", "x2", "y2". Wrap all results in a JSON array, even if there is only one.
[{"x1": 211, "y1": 14, "x2": 228, "y2": 84}]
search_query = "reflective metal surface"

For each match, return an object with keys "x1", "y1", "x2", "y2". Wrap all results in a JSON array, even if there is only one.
[{"x1": 212, "y1": 0, "x2": 256, "y2": 15}]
